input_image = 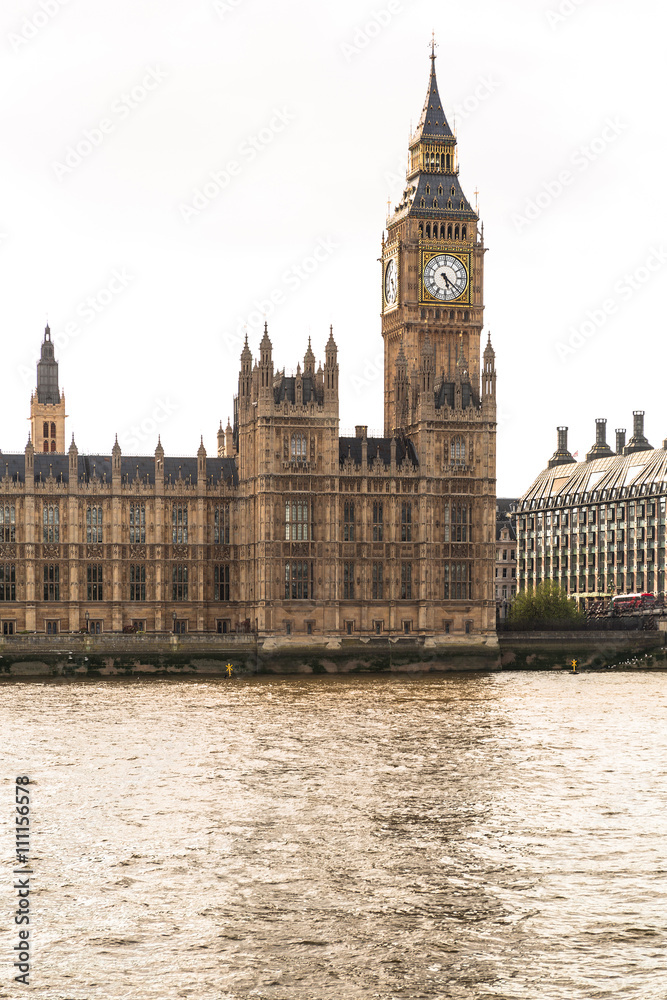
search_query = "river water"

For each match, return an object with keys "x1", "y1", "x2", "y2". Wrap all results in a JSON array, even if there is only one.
[{"x1": 2, "y1": 672, "x2": 667, "y2": 999}]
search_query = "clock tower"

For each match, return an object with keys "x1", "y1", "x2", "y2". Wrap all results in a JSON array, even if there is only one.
[{"x1": 382, "y1": 42, "x2": 485, "y2": 434}]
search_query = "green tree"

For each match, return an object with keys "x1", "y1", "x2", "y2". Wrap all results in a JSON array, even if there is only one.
[{"x1": 508, "y1": 581, "x2": 585, "y2": 629}]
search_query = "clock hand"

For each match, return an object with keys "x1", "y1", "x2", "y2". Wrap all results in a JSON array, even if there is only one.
[{"x1": 440, "y1": 271, "x2": 453, "y2": 288}]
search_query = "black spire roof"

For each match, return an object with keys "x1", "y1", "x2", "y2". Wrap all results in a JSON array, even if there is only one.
[
  {"x1": 36, "y1": 325, "x2": 61, "y2": 405},
  {"x1": 414, "y1": 41, "x2": 454, "y2": 141}
]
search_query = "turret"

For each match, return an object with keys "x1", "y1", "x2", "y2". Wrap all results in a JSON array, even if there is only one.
[
  {"x1": 217, "y1": 421, "x2": 225, "y2": 457},
  {"x1": 31, "y1": 324, "x2": 66, "y2": 452},
  {"x1": 304, "y1": 337, "x2": 315, "y2": 376},
  {"x1": 240, "y1": 335, "x2": 253, "y2": 406},
  {"x1": 324, "y1": 325, "x2": 338, "y2": 398},
  {"x1": 68, "y1": 434, "x2": 78, "y2": 477},
  {"x1": 258, "y1": 322, "x2": 273, "y2": 395},
  {"x1": 482, "y1": 332, "x2": 496, "y2": 401},
  {"x1": 197, "y1": 436, "x2": 207, "y2": 481},
  {"x1": 155, "y1": 435, "x2": 164, "y2": 483},
  {"x1": 112, "y1": 435, "x2": 122, "y2": 485},
  {"x1": 225, "y1": 417, "x2": 234, "y2": 458},
  {"x1": 24, "y1": 434, "x2": 34, "y2": 483},
  {"x1": 393, "y1": 342, "x2": 409, "y2": 432}
]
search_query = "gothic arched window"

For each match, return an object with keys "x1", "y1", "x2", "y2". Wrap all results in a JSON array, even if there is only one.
[
  {"x1": 451, "y1": 437, "x2": 466, "y2": 465},
  {"x1": 290, "y1": 434, "x2": 307, "y2": 462}
]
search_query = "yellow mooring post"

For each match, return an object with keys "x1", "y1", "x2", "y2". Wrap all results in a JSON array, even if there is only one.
[
  {"x1": 225, "y1": 663, "x2": 234, "y2": 678},
  {"x1": 571, "y1": 658, "x2": 578, "y2": 673}
]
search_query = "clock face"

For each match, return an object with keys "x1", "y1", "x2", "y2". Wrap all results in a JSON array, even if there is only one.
[
  {"x1": 423, "y1": 254, "x2": 468, "y2": 302},
  {"x1": 384, "y1": 258, "x2": 398, "y2": 306}
]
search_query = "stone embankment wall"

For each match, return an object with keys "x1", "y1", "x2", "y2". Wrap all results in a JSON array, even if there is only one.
[
  {"x1": 0, "y1": 633, "x2": 501, "y2": 677},
  {"x1": 498, "y1": 631, "x2": 667, "y2": 670}
]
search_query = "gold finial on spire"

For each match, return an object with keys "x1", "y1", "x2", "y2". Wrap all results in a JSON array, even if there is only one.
[
  {"x1": 430, "y1": 30, "x2": 437, "y2": 61},
  {"x1": 474, "y1": 188, "x2": 480, "y2": 213}
]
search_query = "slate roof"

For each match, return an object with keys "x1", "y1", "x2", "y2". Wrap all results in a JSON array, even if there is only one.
[
  {"x1": 273, "y1": 375, "x2": 323, "y2": 406},
  {"x1": 339, "y1": 436, "x2": 419, "y2": 468},
  {"x1": 415, "y1": 55, "x2": 454, "y2": 141},
  {"x1": 520, "y1": 448, "x2": 667, "y2": 510},
  {"x1": 413, "y1": 173, "x2": 475, "y2": 217},
  {"x1": 0, "y1": 453, "x2": 238, "y2": 486},
  {"x1": 435, "y1": 381, "x2": 478, "y2": 410}
]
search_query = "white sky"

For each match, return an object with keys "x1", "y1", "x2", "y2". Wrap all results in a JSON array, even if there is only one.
[{"x1": 1, "y1": 0, "x2": 665, "y2": 496}]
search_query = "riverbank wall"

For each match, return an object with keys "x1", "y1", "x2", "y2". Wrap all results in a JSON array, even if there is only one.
[
  {"x1": 498, "y1": 629, "x2": 667, "y2": 670},
  {"x1": 2, "y1": 629, "x2": 665, "y2": 677},
  {"x1": 0, "y1": 632, "x2": 501, "y2": 677}
]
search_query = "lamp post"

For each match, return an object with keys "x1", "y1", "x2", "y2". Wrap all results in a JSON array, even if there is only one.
[
  {"x1": 85, "y1": 610, "x2": 89, "y2": 634},
  {"x1": 172, "y1": 611, "x2": 177, "y2": 634}
]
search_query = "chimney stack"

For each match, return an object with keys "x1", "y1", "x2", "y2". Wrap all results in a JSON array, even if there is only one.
[
  {"x1": 616, "y1": 428, "x2": 626, "y2": 454},
  {"x1": 623, "y1": 410, "x2": 653, "y2": 455},
  {"x1": 586, "y1": 418, "x2": 614, "y2": 461},
  {"x1": 548, "y1": 426, "x2": 576, "y2": 469}
]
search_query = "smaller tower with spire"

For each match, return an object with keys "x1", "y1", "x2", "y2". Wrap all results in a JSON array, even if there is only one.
[{"x1": 30, "y1": 325, "x2": 67, "y2": 453}]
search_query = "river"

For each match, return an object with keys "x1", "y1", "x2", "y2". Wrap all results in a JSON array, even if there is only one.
[{"x1": 2, "y1": 671, "x2": 666, "y2": 998}]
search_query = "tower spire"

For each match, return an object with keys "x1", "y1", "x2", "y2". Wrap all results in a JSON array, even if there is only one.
[{"x1": 414, "y1": 38, "x2": 453, "y2": 142}]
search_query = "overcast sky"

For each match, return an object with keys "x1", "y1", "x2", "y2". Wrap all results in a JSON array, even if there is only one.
[{"x1": 1, "y1": 0, "x2": 665, "y2": 496}]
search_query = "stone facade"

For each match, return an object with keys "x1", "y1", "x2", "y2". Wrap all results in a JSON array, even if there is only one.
[{"x1": 0, "y1": 52, "x2": 498, "y2": 642}]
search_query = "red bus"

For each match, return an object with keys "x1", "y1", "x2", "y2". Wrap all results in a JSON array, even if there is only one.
[{"x1": 611, "y1": 592, "x2": 656, "y2": 615}]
